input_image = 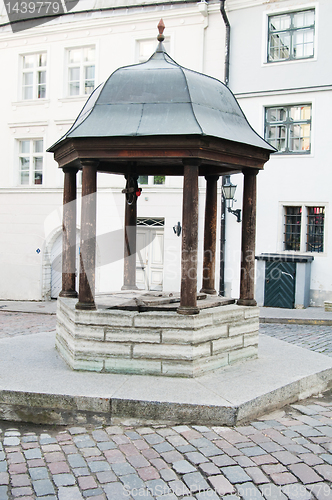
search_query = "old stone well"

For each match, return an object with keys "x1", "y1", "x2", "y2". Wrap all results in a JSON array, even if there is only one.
[{"x1": 48, "y1": 22, "x2": 275, "y2": 377}]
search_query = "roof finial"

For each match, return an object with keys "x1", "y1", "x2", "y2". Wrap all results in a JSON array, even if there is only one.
[{"x1": 157, "y1": 19, "x2": 165, "y2": 42}]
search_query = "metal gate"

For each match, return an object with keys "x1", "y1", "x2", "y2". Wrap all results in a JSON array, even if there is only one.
[{"x1": 264, "y1": 261, "x2": 296, "y2": 308}]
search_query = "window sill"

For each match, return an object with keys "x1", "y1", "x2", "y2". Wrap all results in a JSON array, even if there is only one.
[
  {"x1": 59, "y1": 96, "x2": 90, "y2": 103},
  {"x1": 262, "y1": 57, "x2": 317, "y2": 67},
  {"x1": 12, "y1": 99, "x2": 50, "y2": 107}
]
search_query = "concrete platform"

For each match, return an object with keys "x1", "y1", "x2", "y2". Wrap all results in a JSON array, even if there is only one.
[{"x1": 1, "y1": 331, "x2": 332, "y2": 427}]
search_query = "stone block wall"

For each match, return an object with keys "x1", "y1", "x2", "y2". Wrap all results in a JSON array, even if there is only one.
[{"x1": 56, "y1": 297, "x2": 259, "y2": 377}]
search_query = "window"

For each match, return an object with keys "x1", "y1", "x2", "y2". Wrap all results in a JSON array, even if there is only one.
[
  {"x1": 265, "y1": 105, "x2": 311, "y2": 154},
  {"x1": 67, "y1": 47, "x2": 95, "y2": 97},
  {"x1": 307, "y1": 207, "x2": 324, "y2": 253},
  {"x1": 138, "y1": 176, "x2": 165, "y2": 186},
  {"x1": 283, "y1": 205, "x2": 325, "y2": 253},
  {"x1": 268, "y1": 9, "x2": 315, "y2": 62},
  {"x1": 137, "y1": 38, "x2": 171, "y2": 62},
  {"x1": 21, "y1": 53, "x2": 47, "y2": 100},
  {"x1": 18, "y1": 139, "x2": 43, "y2": 185},
  {"x1": 284, "y1": 206, "x2": 302, "y2": 251}
]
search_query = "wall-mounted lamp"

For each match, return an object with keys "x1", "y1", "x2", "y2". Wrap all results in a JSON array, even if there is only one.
[
  {"x1": 221, "y1": 176, "x2": 242, "y2": 223},
  {"x1": 173, "y1": 221, "x2": 182, "y2": 236}
]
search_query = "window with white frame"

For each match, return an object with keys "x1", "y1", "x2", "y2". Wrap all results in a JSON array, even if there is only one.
[
  {"x1": 18, "y1": 139, "x2": 44, "y2": 185},
  {"x1": 136, "y1": 38, "x2": 171, "y2": 63},
  {"x1": 284, "y1": 205, "x2": 325, "y2": 253},
  {"x1": 66, "y1": 46, "x2": 95, "y2": 97},
  {"x1": 138, "y1": 175, "x2": 165, "y2": 186},
  {"x1": 265, "y1": 104, "x2": 311, "y2": 154},
  {"x1": 21, "y1": 52, "x2": 47, "y2": 100},
  {"x1": 268, "y1": 9, "x2": 315, "y2": 62}
]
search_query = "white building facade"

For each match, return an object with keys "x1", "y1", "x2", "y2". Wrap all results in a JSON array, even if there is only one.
[{"x1": 0, "y1": 0, "x2": 330, "y2": 306}]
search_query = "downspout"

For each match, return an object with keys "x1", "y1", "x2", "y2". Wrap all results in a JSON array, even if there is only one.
[
  {"x1": 220, "y1": 0, "x2": 230, "y2": 87},
  {"x1": 219, "y1": 0, "x2": 230, "y2": 296}
]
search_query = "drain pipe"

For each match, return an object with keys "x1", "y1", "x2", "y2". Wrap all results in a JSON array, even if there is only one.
[
  {"x1": 219, "y1": 0, "x2": 230, "y2": 296},
  {"x1": 220, "y1": 0, "x2": 230, "y2": 87}
]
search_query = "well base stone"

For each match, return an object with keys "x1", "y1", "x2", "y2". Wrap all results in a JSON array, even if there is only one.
[{"x1": 56, "y1": 296, "x2": 259, "y2": 377}]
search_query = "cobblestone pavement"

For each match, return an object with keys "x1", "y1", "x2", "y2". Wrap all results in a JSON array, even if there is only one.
[
  {"x1": 2, "y1": 397, "x2": 332, "y2": 500},
  {"x1": 1, "y1": 312, "x2": 332, "y2": 498},
  {"x1": 260, "y1": 323, "x2": 332, "y2": 357}
]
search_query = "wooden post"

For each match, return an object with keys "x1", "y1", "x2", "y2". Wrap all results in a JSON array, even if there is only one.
[
  {"x1": 59, "y1": 168, "x2": 78, "y2": 298},
  {"x1": 76, "y1": 161, "x2": 98, "y2": 310},
  {"x1": 237, "y1": 168, "x2": 258, "y2": 306},
  {"x1": 122, "y1": 178, "x2": 138, "y2": 290},
  {"x1": 200, "y1": 175, "x2": 219, "y2": 295},
  {"x1": 178, "y1": 160, "x2": 200, "y2": 315}
]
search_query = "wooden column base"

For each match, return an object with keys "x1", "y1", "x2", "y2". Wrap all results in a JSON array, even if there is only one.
[
  {"x1": 200, "y1": 287, "x2": 217, "y2": 295},
  {"x1": 237, "y1": 298, "x2": 257, "y2": 306},
  {"x1": 59, "y1": 290, "x2": 78, "y2": 298},
  {"x1": 177, "y1": 306, "x2": 200, "y2": 315},
  {"x1": 121, "y1": 285, "x2": 138, "y2": 290},
  {"x1": 75, "y1": 301, "x2": 97, "y2": 310}
]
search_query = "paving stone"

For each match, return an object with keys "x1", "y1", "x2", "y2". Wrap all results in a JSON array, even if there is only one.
[
  {"x1": 111, "y1": 462, "x2": 135, "y2": 476},
  {"x1": 199, "y1": 444, "x2": 223, "y2": 457},
  {"x1": 152, "y1": 442, "x2": 174, "y2": 453},
  {"x1": 297, "y1": 453, "x2": 324, "y2": 466},
  {"x1": 185, "y1": 451, "x2": 209, "y2": 464},
  {"x1": 149, "y1": 458, "x2": 168, "y2": 470},
  {"x1": 91, "y1": 430, "x2": 109, "y2": 442},
  {"x1": 172, "y1": 460, "x2": 196, "y2": 474},
  {"x1": 52, "y1": 473, "x2": 76, "y2": 487},
  {"x1": 12, "y1": 486, "x2": 33, "y2": 496},
  {"x1": 137, "y1": 466, "x2": 160, "y2": 481},
  {"x1": 245, "y1": 467, "x2": 270, "y2": 484},
  {"x1": 11, "y1": 474, "x2": 31, "y2": 487},
  {"x1": 236, "y1": 482, "x2": 265, "y2": 499},
  {"x1": 160, "y1": 450, "x2": 183, "y2": 464},
  {"x1": 314, "y1": 463, "x2": 332, "y2": 481},
  {"x1": 269, "y1": 472, "x2": 298, "y2": 485},
  {"x1": 168, "y1": 479, "x2": 191, "y2": 496},
  {"x1": 57, "y1": 486, "x2": 83, "y2": 499},
  {"x1": 9, "y1": 463, "x2": 26, "y2": 474},
  {"x1": 97, "y1": 442, "x2": 116, "y2": 451},
  {"x1": 0, "y1": 486, "x2": 8, "y2": 500},
  {"x1": 221, "y1": 465, "x2": 251, "y2": 483},
  {"x1": 32, "y1": 479, "x2": 55, "y2": 496},
  {"x1": 47, "y1": 461, "x2": 70, "y2": 474},
  {"x1": 145, "y1": 478, "x2": 168, "y2": 497},
  {"x1": 73, "y1": 468, "x2": 90, "y2": 477},
  {"x1": 141, "y1": 448, "x2": 159, "y2": 460},
  {"x1": 0, "y1": 474, "x2": 8, "y2": 486},
  {"x1": 259, "y1": 442, "x2": 284, "y2": 453},
  {"x1": 159, "y1": 468, "x2": 177, "y2": 481},
  {"x1": 281, "y1": 484, "x2": 312, "y2": 500},
  {"x1": 235, "y1": 456, "x2": 256, "y2": 467},
  {"x1": 288, "y1": 463, "x2": 323, "y2": 484},
  {"x1": 259, "y1": 483, "x2": 287, "y2": 499},
  {"x1": 118, "y1": 444, "x2": 139, "y2": 457},
  {"x1": 88, "y1": 461, "x2": 111, "y2": 473},
  {"x1": 272, "y1": 451, "x2": 302, "y2": 465},
  {"x1": 82, "y1": 487, "x2": 104, "y2": 497},
  {"x1": 211, "y1": 454, "x2": 236, "y2": 467},
  {"x1": 198, "y1": 462, "x2": 220, "y2": 476},
  {"x1": 126, "y1": 455, "x2": 149, "y2": 469},
  {"x1": 28, "y1": 467, "x2": 48, "y2": 480},
  {"x1": 182, "y1": 472, "x2": 209, "y2": 493},
  {"x1": 261, "y1": 464, "x2": 287, "y2": 475},
  {"x1": 195, "y1": 491, "x2": 221, "y2": 500},
  {"x1": 240, "y1": 446, "x2": 267, "y2": 457},
  {"x1": 208, "y1": 474, "x2": 235, "y2": 495},
  {"x1": 166, "y1": 435, "x2": 188, "y2": 447},
  {"x1": 144, "y1": 434, "x2": 164, "y2": 445},
  {"x1": 104, "y1": 450, "x2": 126, "y2": 464},
  {"x1": 78, "y1": 476, "x2": 98, "y2": 490},
  {"x1": 306, "y1": 483, "x2": 332, "y2": 500},
  {"x1": 68, "y1": 455, "x2": 87, "y2": 468},
  {"x1": 95, "y1": 471, "x2": 117, "y2": 483}
]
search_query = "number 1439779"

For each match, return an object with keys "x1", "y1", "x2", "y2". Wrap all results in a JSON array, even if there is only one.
[{"x1": 5, "y1": 1, "x2": 61, "y2": 14}]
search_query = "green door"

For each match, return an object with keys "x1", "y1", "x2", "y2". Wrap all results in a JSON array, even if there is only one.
[{"x1": 264, "y1": 261, "x2": 296, "y2": 308}]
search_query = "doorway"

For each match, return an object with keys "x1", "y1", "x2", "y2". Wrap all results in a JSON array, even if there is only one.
[
  {"x1": 264, "y1": 261, "x2": 296, "y2": 308},
  {"x1": 136, "y1": 218, "x2": 164, "y2": 291}
]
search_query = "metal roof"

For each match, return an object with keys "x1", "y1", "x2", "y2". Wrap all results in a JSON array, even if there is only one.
[{"x1": 50, "y1": 42, "x2": 275, "y2": 153}]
